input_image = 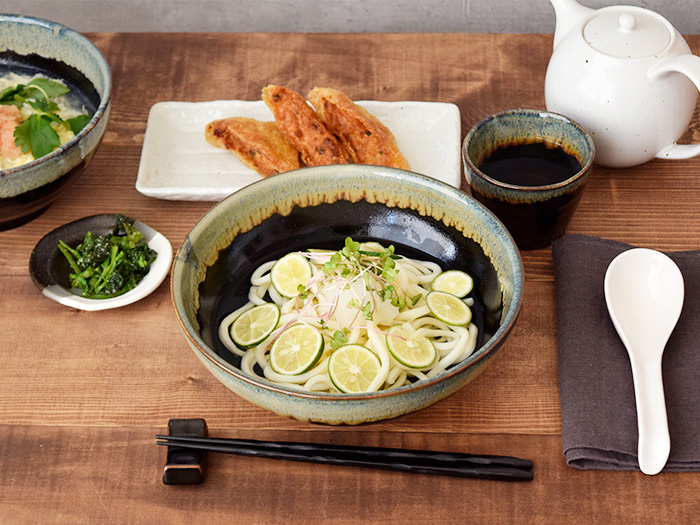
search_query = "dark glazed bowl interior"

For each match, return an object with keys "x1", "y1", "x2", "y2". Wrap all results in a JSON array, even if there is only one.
[
  {"x1": 172, "y1": 165, "x2": 523, "y2": 424},
  {"x1": 0, "y1": 14, "x2": 112, "y2": 230},
  {"x1": 201, "y1": 200, "x2": 499, "y2": 362}
]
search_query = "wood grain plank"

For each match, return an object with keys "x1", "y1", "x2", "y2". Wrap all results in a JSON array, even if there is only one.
[
  {"x1": 1, "y1": 32, "x2": 699, "y2": 523},
  {"x1": 1, "y1": 426, "x2": 698, "y2": 525}
]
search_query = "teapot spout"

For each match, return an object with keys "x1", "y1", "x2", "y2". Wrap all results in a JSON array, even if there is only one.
[{"x1": 550, "y1": 0, "x2": 594, "y2": 48}]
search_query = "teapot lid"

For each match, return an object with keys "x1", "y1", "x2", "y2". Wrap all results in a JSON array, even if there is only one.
[{"x1": 583, "y1": 8, "x2": 671, "y2": 58}]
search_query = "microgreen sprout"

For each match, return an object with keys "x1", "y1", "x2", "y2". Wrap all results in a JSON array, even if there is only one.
[
  {"x1": 330, "y1": 329, "x2": 349, "y2": 350},
  {"x1": 297, "y1": 237, "x2": 416, "y2": 333}
]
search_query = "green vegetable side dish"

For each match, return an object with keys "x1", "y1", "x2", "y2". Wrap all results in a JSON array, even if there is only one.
[
  {"x1": 57, "y1": 215, "x2": 158, "y2": 299},
  {"x1": 0, "y1": 77, "x2": 91, "y2": 160}
]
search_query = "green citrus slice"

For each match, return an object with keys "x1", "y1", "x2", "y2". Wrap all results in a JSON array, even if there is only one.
[
  {"x1": 426, "y1": 290, "x2": 472, "y2": 326},
  {"x1": 386, "y1": 323, "x2": 437, "y2": 369},
  {"x1": 270, "y1": 252, "x2": 313, "y2": 298},
  {"x1": 431, "y1": 269, "x2": 474, "y2": 298},
  {"x1": 269, "y1": 323, "x2": 324, "y2": 375},
  {"x1": 328, "y1": 344, "x2": 381, "y2": 393},
  {"x1": 229, "y1": 303, "x2": 281, "y2": 347}
]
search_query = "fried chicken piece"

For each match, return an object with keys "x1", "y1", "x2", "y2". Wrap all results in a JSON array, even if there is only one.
[
  {"x1": 205, "y1": 117, "x2": 300, "y2": 177},
  {"x1": 261, "y1": 85, "x2": 350, "y2": 166},
  {"x1": 307, "y1": 87, "x2": 410, "y2": 170}
]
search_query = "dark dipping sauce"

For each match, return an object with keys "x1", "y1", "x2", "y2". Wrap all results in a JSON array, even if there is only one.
[{"x1": 478, "y1": 141, "x2": 581, "y2": 186}]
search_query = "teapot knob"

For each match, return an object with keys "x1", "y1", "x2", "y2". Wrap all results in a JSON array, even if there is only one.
[{"x1": 619, "y1": 13, "x2": 636, "y2": 31}]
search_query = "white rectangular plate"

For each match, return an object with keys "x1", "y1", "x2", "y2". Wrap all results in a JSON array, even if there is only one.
[{"x1": 136, "y1": 100, "x2": 461, "y2": 201}]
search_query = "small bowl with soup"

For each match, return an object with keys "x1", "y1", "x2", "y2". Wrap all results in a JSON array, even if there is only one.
[
  {"x1": 171, "y1": 164, "x2": 524, "y2": 425},
  {"x1": 0, "y1": 14, "x2": 111, "y2": 230}
]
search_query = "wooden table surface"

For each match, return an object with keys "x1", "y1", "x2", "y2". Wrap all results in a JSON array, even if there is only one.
[{"x1": 1, "y1": 32, "x2": 699, "y2": 524}]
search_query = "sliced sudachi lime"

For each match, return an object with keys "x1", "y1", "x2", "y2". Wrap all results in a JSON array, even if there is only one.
[
  {"x1": 431, "y1": 270, "x2": 474, "y2": 298},
  {"x1": 328, "y1": 344, "x2": 381, "y2": 393},
  {"x1": 269, "y1": 323, "x2": 325, "y2": 375},
  {"x1": 230, "y1": 303, "x2": 281, "y2": 348},
  {"x1": 426, "y1": 290, "x2": 472, "y2": 326},
  {"x1": 270, "y1": 252, "x2": 312, "y2": 298},
  {"x1": 386, "y1": 323, "x2": 437, "y2": 369}
]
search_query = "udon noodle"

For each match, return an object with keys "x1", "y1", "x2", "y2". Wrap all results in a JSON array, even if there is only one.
[{"x1": 218, "y1": 240, "x2": 479, "y2": 393}]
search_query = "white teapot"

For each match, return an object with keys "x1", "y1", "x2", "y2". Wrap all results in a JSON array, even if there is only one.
[{"x1": 545, "y1": 0, "x2": 700, "y2": 168}]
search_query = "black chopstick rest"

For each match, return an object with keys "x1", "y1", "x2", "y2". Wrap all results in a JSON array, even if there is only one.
[{"x1": 162, "y1": 418, "x2": 208, "y2": 485}]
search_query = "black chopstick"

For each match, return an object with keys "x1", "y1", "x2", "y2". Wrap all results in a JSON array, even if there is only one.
[
  {"x1": 157, "y1": 434, "x2": 533, "y2": 469},
  {"x1": 155, "y1": 435, "x2": 533, "y2": 482}
]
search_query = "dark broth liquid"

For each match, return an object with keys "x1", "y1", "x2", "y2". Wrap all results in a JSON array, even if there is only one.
[{"x1": 478, "y1": 141, "x2": 581, "y2": 187}]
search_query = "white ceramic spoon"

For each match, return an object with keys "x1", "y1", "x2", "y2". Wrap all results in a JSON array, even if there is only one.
[{"x1": 604, "y1": 248, "x2": 684, "y2": 475}]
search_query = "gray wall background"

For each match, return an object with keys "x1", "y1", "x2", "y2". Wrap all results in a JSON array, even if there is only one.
[{"x1": 1, "y1": 1, "x2": 698, "y2": 34}]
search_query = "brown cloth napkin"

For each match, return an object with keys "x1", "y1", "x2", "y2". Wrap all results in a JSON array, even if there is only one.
[{"x1": 552, "y1": 234, "x2": 700, "y2": 471}]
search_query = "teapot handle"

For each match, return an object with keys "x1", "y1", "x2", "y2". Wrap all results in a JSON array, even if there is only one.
[{"x1": 650, "y1": 54, "x2": 700, "y2": 160}]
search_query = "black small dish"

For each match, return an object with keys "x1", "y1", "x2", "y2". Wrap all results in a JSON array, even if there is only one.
[{"x1": 29, "y1": 214, "x2": 172, "y2": 311}]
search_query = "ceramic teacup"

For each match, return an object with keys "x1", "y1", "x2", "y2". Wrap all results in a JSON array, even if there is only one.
[{"x1": 462, "y1": 109, "x2": 595, "y2": 251}]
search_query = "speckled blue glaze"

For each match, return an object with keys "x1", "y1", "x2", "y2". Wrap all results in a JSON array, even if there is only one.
[
  {"x1": 171, "y1": 165, "x2": 524, "y2": 425},
  {"x1": 0, "y1": 14, "x2": 111, "y2": 228}
]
